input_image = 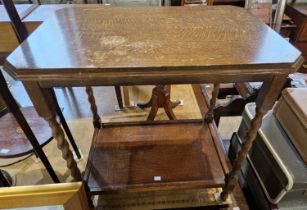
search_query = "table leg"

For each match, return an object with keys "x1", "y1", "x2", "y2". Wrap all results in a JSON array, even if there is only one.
[
  {"x1": 24, "y1": 82, "x2": 82, "y2": 181},
  {"x1": 147, "y1": 93, "x2": 159, "y2": 120},
  {"x1": 138, "y1": 85, "x2": 179, "y2": 121},
  {"x1": 221, "y1": 74, "x2": 287, "y2": 200},
  {"x1": 51, "y1": 90, "x2": 82, "y2": 159},
  {"x1": 0, "y1": 169, "x2": 12, "y2": 187},
  {"x1": 85, "y1": 86, "x2": 101, "y2": 128},
  {"x1": 205, "y1": 83, "x2": 220, "y2": 123},
  {"x1": 0, "y1": 72, "x2": 60, "y2": 183},
  {"x1": 115, "y1": 86, "x2": 124, "y2": 109}
]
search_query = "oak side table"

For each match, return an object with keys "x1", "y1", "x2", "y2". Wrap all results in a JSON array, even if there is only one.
[{"x1": 3, "y1": 5, "x2": 303, "y2": 207}]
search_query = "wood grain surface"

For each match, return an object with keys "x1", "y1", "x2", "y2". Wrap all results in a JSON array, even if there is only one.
[
  {"x1": 4, "y1": 6, "x2": 302, "y2": 84},
  {"x1": 86, "y1": 122, "x2": 225, "y2": 194}
]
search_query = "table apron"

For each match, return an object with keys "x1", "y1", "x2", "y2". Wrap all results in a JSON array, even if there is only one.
[{"x1": 35, "y1": 72, "x2": 278, "y2": 88}]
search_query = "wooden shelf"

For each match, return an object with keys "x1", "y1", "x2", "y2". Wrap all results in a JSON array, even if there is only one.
[
  {"x1": 0, "y1": 107, "x2": 52, "y2": 158},
  {"x1": 84, "y1": 121, "x2": 227, "y2": 195}
]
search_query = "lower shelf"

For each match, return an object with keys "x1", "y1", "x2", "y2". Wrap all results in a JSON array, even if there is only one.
[
  {"x1": 97, "y1": 188, "x2": 232, "y2": 210},
  {"x1": 84, "y1": 121, "x2": 227, "y2": 196},
  {"x1": 0, "y1": 106, "x2": 52, "y2": 158}
]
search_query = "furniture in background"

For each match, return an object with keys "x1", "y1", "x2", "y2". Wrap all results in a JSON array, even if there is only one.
[
  {"x1": 137, "y1": 85, "x2": 180, "y2": 120},
  {"x1": 197, "y1": 3, "x2": 272, "y2": 126},
  {"x1": 201, "y1": 83, "x2": 260, "y2": 126},
  {"x1": 201, "y1": 3, "x2": 302, "y2": 126},
  {"x1": 285, "y1": 3, "x2": 307, "y2": 73},
  {"x1": 0, "y1": 182, "x2": 90, "y2": 210}
]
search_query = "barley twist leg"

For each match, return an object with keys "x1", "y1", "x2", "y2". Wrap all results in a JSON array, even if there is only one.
[
  {"x1": 205, "y1": 83, "x2": 220, "y2": 123},
  {"x1": 85, "y1": 86, "x2": 101, "y2": 127},
  {"x1": 221, "y1": 109, "x2": 266, "y2": 200},
  {"x1": 48, "y1": 117, "x2": 82, "y2": 181}
]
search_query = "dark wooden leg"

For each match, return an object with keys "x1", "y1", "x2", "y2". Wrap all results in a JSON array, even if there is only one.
[
  {"x1": 221, "y1": 75, "x2": 288, "y2": 200},
  {"x1": 139, "y1": 85, "x2": 179, "y2": 120},
  {"x1": 24, "y1": 82, "x2": 82, "y2": 181},
  {"x1": 147, "y1": 93, "x2": 159, "y2": 121},
  {"x1": 205, "y1": 83, "x2": 220, "y2": 123},
  {"x1": 0, "y1": 72, "x2": 60, "y2": 183},
  {"x1": 85, "y1": 86, "x2": 101, "y2": 128},
  {"x1": 0, "y1": 169, "x2": 12, "y2": 187},
  {"x1": 51, "y1": 90, "x2": 81, "y2": 159},
  {"x1": 115, "y1": 86, "x2": 123, "y2": 109},
  {"x1": 164, "y1": 99, "x2": 176, "y2": 120}
]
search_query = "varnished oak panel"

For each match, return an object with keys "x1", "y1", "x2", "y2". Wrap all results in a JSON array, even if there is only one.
[
  {"x1": 4, "y1": 6, "x2": 302, "y2": 84},
  {"x1": 86, "y1": 122, "x2": 225, "y2": 194}
]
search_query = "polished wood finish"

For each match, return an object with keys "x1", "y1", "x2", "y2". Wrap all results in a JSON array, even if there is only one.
[
  {"x1": 5, "y1": 6, "x2": 302, "y2": 84},
  {"x1": 0, "y1": 182, "x2": 90, "y2": 210},
  {"x1": 3, "y1": 5, "x2": 303, "y2": 203},
  {"x1": 85, "y1": 122, "x2": 226, "y2": 194}
]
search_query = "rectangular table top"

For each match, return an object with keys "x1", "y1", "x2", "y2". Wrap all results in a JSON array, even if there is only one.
[{"x1": 4, "y1": 6, "x2": 303, "y2": 84}]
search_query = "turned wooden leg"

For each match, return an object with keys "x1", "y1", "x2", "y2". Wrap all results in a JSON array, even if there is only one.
[
  {"x1": 50, "y1": 90, "x2": 81, "y2": 159},
  {"x1": 221, "y1": 109, "x2": 265, "y2": 200},
  {"x1": 205, "y1": 83, "x2": 220, "y2": 123},
  {"x1": 47, "y1": 116, "x2": 82, "y2": 181},
  {"x1": 221, "y1": 75, "x2": 288, "y2": 200},
  {"x1": 24, "y1": 83, "x2": 82, "y2": 181},
  {"x1": 85, "y1": 86, "x2": 101, "y2": 127}
]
